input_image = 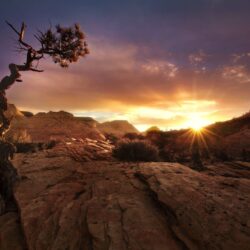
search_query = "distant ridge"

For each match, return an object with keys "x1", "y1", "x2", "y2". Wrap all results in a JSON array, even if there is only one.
[
  {"x1": 97, "y1": 120, "x2": 138, "y2": 137},
  {"x1": 5, "y1": 105, "x2": 138, "y2": 142},
  {"x1": 6, "y1": 106, "x2": 104, "y2": 142},
  {"x1": 207, "y1": 110, "x2": 250, "y2": 137},
  {"x1": 5, "y1": 104, "x2": 250, "y2": 156}
]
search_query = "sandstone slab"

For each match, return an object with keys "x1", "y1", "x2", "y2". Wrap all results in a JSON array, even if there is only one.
[{"x1": 3, "y1": 153, "x2": 249, "y2": 250}]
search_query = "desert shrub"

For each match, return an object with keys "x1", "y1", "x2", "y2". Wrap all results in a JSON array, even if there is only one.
[
  {"x1": 145, "y1": 130, "x2": 168, "y2": 149},
  {"x1": 104, "y1": 133, "x2": 119, "y2": 144},
  {"x1": 158, "y1": 147, "x2": 175, "y2": 162},
  {"x1": 241, "y1": 149, "x2": 250, "y2": 161},
  {"x1": 15, "y1": 143, "x2": 39, "y2": 153},
  {"x1": 21, "y1": 111, "x2": 34, "y2": 117},
  {"x1": 45, "y1": 140, "x2": 58, "y2": 149},
  {"x1": 123, "y1": 133, "x2": 145, "y2": 140},
  {"x1": 113, "y1": 139, "x2": 159, "y2": 162},
  {"x1": 214, "y1": 149, "x2": 230, "y2": 161}
]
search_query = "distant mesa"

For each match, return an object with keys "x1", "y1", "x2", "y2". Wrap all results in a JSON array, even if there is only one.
[
  {"x1": 35, "y1": 110, "x2": 74, "y2": 118},
  {"x1": 97, "y1": 120, "x2": 139, "y2": 137},
  {"x1": 5, "y1": 105, "x2": 104, "y2": 142},
  {"x1": 5, "y1": 105, "x2": 138, "y2": 142},
  {"x1": 4, "y1": 104, "x2": 250, "y2": 159}
]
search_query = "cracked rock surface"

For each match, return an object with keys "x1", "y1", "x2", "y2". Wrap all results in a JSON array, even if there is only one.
[{"x1": 1, "y1": 152, "x2": 249, "y2": 250}]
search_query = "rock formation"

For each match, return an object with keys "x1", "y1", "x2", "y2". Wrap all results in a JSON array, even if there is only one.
[
  {"x1": 0, "y1": 150, "x2": 249, "y2": 250},
  {"x1": 6, "y1": 109, "x2": 104, "y2": 143},
  {"x1": 97, "y1": 120, "x2": 139, "y2": 137},
  {"x1": 5, "y1": 105, "x2": 141, "y2": 143},
  {"x1": 49, "y1": 137, "x2": 114, "y2": 161}
]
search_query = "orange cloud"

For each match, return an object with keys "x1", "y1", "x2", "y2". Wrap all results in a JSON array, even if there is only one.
[{"x1": 5, "y1": 37, "x2": 250, "y2": 130}]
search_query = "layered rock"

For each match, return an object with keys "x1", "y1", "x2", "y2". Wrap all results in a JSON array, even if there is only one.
[
  {"x1": 1, "y1": 153, "x2": 248, "y2": 250},
  {"x1": 48, "y1": 137, "x2": 114, "y2": 161},
  {"x1": 6, "y1": 110, "x2": 104, "y2": 143}
]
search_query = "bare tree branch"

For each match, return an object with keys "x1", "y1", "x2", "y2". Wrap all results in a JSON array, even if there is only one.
[
  {"x1": 0, "y1": 20, "x2": 89, "y2": 139},
  {"x1": 5, "y1": 21, "x2": 20, "y2": 36},
  {"x1": 0, "y1": 20, "x2": 89, "y2": 214}
]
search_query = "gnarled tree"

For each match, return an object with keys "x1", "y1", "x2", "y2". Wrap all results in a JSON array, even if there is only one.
[{"x1": 0, "y1": 21, "x2": 89, "y2": 213}]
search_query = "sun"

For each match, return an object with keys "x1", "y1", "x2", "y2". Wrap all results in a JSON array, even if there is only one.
[
  {"x1": 191, "y1": 123, "x2": 204, "y2": 132},
  {"x1": 185, "y1": 114, "x2": 210, "y2": 132}
]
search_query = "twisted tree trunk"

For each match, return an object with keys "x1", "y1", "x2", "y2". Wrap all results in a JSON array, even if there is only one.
[
  {"x1": 0, "y1": 20, "x2": 88, "y2": 214},
  {"x1": 0, "y1": 64, "x2": 22, "y2": 214}
]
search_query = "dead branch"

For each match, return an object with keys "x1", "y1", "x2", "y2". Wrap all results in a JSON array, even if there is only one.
[
  {"x1": 0, "y1": 20, "x2": 89, "y2": 139},
  {"x1": 0, "y1": 20, "x2": 89, "y2": 214}
]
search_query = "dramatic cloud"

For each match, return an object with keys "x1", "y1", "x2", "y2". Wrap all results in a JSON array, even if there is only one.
[
  {"x1": 1, "y1": 0, "x2": 250, "y2": 130},
  {"x1": 188, "y1": 50, "x2": 208, "y2": 74},
  {"x1": 189, "y1": 50, "x2": 207, "y2": 65},
  {"x1": 222, "y1": 65, "x2": 250, "y2": 83},
  {"x1": 231, "y1": 53, "x2": 250, "y2": 63},
  {"x1": 142, "y1": 60, "x2": 178, "y2": 78},
  {"x1": 5, "y1": 37, "x2": 250, "y2": 130}
]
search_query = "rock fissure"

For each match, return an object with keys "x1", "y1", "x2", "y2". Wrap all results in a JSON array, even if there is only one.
[
  {"x1": 84, "y1": 206, "x2": 94, "y2": 250},
  {"x1": 134, "y1": 172, "x2": 192, "y2": 250},
  {"x1": 117, "y1": 200, "x2": 130, "y2": 250}
]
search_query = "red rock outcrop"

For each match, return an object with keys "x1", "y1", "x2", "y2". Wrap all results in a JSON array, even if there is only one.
[
  {"x1": 48, "y1": 138, "x2": 114, "y2": 161},
  {"x1": 0, "y1": 152, "x2": 248, "y2": 250},
  {"x1": 97, "y1": 120, "x2": 139, "y2": 137},
  {"x1": 6, "y1": 110, "x2": 104, "y2": 142}
]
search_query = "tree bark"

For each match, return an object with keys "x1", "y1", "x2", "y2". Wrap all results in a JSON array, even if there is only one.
[
  {"x1": 0, "y1": 21, "x2": 88, "y2": 214},
  {"x1": 0, "y1": 64, "x2": 21, "y2": 214}
]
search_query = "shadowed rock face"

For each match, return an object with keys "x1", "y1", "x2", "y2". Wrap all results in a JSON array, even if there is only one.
[
  {"x1": 0, "y1": 212, "x2": 27, "y2": 250},
  {"x1": 1, "y1": 152, "x2": 248, "y2": 250},
  {"x1": 4, "y1": 104, "x2": 24, "y2": 120}
]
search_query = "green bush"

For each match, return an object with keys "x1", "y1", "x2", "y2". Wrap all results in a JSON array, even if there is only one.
[{"x1": 113, "y1": 139, "x2": 159, "y2": 162}]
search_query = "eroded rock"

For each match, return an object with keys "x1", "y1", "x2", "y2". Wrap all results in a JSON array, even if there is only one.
[
  {"x1": 0, "y1": 212, "x2": 27, "y2": 250},
  {"x1": 5, "y1": 153, "x2": 250, "y2": 250}
]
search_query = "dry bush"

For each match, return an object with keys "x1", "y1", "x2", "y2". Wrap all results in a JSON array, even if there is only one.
[
  {"x1": 123, "y1": 132, "x2": 145, "y2": 140},
  {"x1": 113, "y1": 139, "x2": 159, "y2": 162}
]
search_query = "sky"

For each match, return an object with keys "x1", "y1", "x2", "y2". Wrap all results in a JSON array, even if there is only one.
[{"x1": 0, "y1": 0, "x2": 250, "y2": 131}]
